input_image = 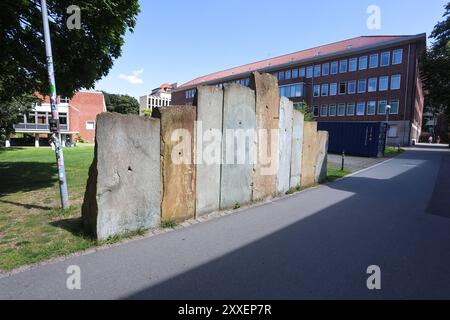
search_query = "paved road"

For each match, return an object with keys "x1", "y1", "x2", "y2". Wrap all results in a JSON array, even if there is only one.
[{"x1": 1, "y1": 148, "x2": 450, "y2": 299}]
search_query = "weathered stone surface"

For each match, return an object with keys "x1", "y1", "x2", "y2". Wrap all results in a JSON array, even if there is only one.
[
  {"x1": 315, "y1": 131, "x2": 329, "y2": 183},
  {"x1": 290, "y1": 109, "x2": 304, "y2": 189},
  {"x1": 220, "y1": 84, "x2": 256, "y2": 210},
  {"x1": 276, "y1": 97, "x2": 293, "y2": 194},
  {"x1": 301, "y1": 121, "x2": 318, "y2": 188},
  {"x1": 160, "y1": 106, "x2": 196, "y2": 223},
  {"x1": 195, "y1": 86, "x2": 223, "y2": 216},
  {"x1": 82, "y1": 113, "x2": 161, "y2": 240},
  {"x1": 250, "y1": 72, "x2": 279, "y2": 201}
]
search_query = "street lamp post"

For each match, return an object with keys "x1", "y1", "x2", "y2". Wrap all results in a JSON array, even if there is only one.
[
  {"x1": 385, "y1": 105, "x2": 391, "y2": 152},
  {"x1": 40, "y1": 0, "x2": 69, "y2": 209}
]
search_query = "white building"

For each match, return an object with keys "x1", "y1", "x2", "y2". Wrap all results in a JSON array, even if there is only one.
[{"x1": 139, "y1": 83, "x2": 176, "y2": 115}]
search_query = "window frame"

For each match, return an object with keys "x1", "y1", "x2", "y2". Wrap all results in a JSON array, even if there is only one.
[
  {"x1": 340, "y1": 59, "x2": 348, "y2": 73},
  {"x1": 330, "y1": 83, "x2": 338, "y2": 96},
  {"x1": 368, "y1": 77, "x2": 378, "y2": 92},
  {"x1": 339, "y1": 82, "x2": 347, "y2": 95},
  {"x1": 379, "y1": 76, "x2": 389, "y2": 91},
  {"x1": 367, "y1": 101, "x2": 376, "y2": 115},
  {"x1": 330, "y1": 61, "x2": 338, "y2": 75},
  {"x1": 392, "y1": 49, "x2": 403, "y2": 65},
  {"x1": 358, "y1": 79, "x2": 367, "y2": 93},
  {"x1": 320, "y1": 104, "x2": 328, "y2": 117},
  {"x1": 389, "y1": 99, "x2": 400, "y2": 114},
  {"x1": 321, "y1": 83, "x2": 329, "y2": 96},
  {"x1": 380, "y1": 51, "x2": 391, "y2": 67},
  {"x1": 348, "y1": 80, "x2": 356, "y2": 94},
  {"x1": 378, "y1": 100, "x2": 388, "y2": 115},
  {"x1": 329, "y1": 104, "x2": 337, "y2": 116},
  {"x1": 369, "y1": 54, "x2": 379, "y2": 68},
  {"x1": 347, "y1": 103, "x2": 355, "y2": 116},
  {"x1": 349, "y1": 58, "x2": 357, "y2": 72},
  {"x1": 322, "y1": 63, "x2": 330, "y2": 76},
  {"x1": 391, "y1": 74, "x2": 401, "y2": 90},
  {"x1": 356, "y1": 102, "x2": 366, "y2": 116},
  {"x1": 338, "y1": 103, "x2": 346, "y2": 116},
  {"x1": 359, "y1": 56, "x2": 368, "y2": 70}
]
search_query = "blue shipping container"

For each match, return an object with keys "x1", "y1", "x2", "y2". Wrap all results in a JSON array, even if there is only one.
[{"x1": 317, "y1": 122, "x2": 387, "y2": 157}]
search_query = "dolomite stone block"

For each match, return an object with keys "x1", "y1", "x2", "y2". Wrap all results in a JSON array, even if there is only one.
[{"x1": 82, "y1": 113, "x2": 161, "y2": 240}]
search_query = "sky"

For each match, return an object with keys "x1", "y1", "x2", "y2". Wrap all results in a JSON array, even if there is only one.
[{"x1": 94, "y1": 0, "x2": 449, "y2": 99}]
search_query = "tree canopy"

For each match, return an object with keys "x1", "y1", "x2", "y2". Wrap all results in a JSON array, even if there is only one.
[
  {"x1": 422, "y1": 2, "x2": 450, "y2": 120},
  {"x1": 0, "y1": 94, "x2": 38, "y2": 140},
  {"x1": 0, "y1": 0, "x2": 140, "y2": 103},
  {"x1": 103, "y1": 92, "x2": 139, "y2": 115}
]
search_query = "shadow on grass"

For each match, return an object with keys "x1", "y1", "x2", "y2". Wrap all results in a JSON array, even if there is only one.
[
  {"x1": 0, "y1": 162, "x2": 57, "y2": 196},
  {"x1": 50, "y1": 217, "x2": 90, "y2": 238},
  {"x1": 0, "y1": 199, "x2": 53, "y2": 211}
]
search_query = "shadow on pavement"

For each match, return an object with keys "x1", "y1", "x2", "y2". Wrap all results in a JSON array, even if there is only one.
[{"x1": 125, "y1": 150, "x2": 450, "y2": 300}]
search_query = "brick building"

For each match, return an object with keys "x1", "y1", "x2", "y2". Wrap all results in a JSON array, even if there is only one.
[
  {"x1": 172, "y1": 34, "x2": 426, "y2": 145},
  {"x1": 11, "y1": 90, "x2": 106, "y2": 147}
]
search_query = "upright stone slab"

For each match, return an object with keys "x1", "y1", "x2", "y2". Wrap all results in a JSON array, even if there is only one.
[
  {"x1": 160, "y1": 106, "x2": 196, "y2": 223},
  {"x1": 82, "y1": 113, "x2": 161, "y2": 240},
  {"x1": 220, "y1": 84, "x2": 256, "y2": 210},
  {"x1": 250, "y1": 72, "x2": 280, "y2": 202},
  {"x1": 196, "y1": 86, "x2": 223, "y2": 216},
  {"x1": 315, "y1": 131, "x2": 329, "y2": 184},
  {"x1": 301, "y1": 121, "x2": 318, "y2": 188},
  {"x1": 276, "y1": 97, "x2": 293, "y2": 194},
  {"x1": 290, "y1": 109, "x2": 304, "y2": 189}
]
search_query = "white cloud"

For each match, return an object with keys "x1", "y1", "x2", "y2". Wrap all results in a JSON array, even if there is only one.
[{"x1": 119, "y1": 69, "x2": 144, "y2": 84}]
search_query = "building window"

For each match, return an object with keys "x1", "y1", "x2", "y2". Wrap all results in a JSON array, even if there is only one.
[
  {"x1": 379, "y1": 76, "x2": 389, "y2": 91},
  {"x1": 368, "y1": 77, "x2": 377, "y2": 92},
  {"x1": 37, "y1": 112, "x2": 47, "y2": 124},
  {"x1": 278, "y1": 71, "x2": 285, "y2": 81},
  {"x1": 329, "y1": 104, "x2": 337, "y2": 116},
  {"x1": 391, "y1": 75, "x2": 401, "y2": 90},
  {"x1": 378, "y1": 100, "x2": 387, "y2": 114},
  {"x1": 340, "y1": 59, "x2": 348, "y2": 73},
  {"x1": 313, "y1": 85, "x2": 320, "y2": 97},
  {"x1": 381, "y1": 51, "x2": 390, "y2": 66},
  {"x1": 349, "y1": 58, "x2": 357, "y2": 72},
  {"x1": 86, "y1": 121, "x2": 95, "y2": 130},
  {"x1": 321, "y1": 83, "x2": 329, "y2": 96},
  {"x1": 314, "y1": 65, "x2": 321, "y2": 77},
  {"x1": 358, "y1": 79, "x2": 366, "y2": 93},
  {"x1": 338, "y1": 103, "x2": 346, "y2": 116},
  {"x1": 356, "y1": 102, "x2": 366, "y2": 116},
  {"x1": 306, "y1": 66, "x2": 313, "y2": 78},
  {"x1": 348, "y1": 80, "x2": 356, "y2": 94},
  {"x1": 322, "y1": 63, "x2": 330, "y2": 76},
  {"x1": 367, "y1": 101, "x2": 376, "y2": 115},
  {"x1": 359, "y1": 56, "x2": 368, "y2": 70},
  {"x1": 330, "y1": 83, "x2": 337, "y2": 96},
  {"x1": 285, "y1": 70, "x2": 291, "y2": 80},
  {"x1": 60, "y1": 97, "x2": 70, "y2": 103},
  {"x1": 313, "y1": 105, "x2": 319, "y2": 117},
  {"x1": 299, "y1": 67, "x2": 306, "y2": 77},
  {"x1": 320, "y1": 105, "x2": 328, "y2": 117},
  {"x1": 292, "y1": 68, "x2": 298, "y2": 79},
  {"x1": 59, "y1": 113, "x2": 68, "y2": 125},
  {"x1": 388, "y1": 125, "x2": 398, "y2": 138},
  {"x1": 393, "y1": 49, "x2": 403, "y2": 65},
  {"x1": 330, "y1": 61, "x2": 338, "y2": 74},
  {"x1": 390, "y1": 99, "x2": 400, "y2": 114},
  {"x1": 272, "y1": 72, "x2": 278, "y2": 79},
  {"x1": 347, "y1": 103, "x2": 355, "y2": 116},
  {"x1": 339, "y1": 82, "x2": 346, "y2": 95},
  {"x1": 369, "y1": 54, "x2": 379, "y2": 68},
  {"x1": 280, "y1": 83, "x2": 304, "y2": 98}
]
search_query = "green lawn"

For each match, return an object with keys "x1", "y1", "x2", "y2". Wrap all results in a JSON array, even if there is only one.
[
  {"x1": 326, "y1": 167, "x2": 352, "y2": 182},
  {"x1": 0, "y1": 147, "x2": 97, "y2": 271},
  {"x1": 384, "y1": 146, "x2": 405, "y2": 158}
]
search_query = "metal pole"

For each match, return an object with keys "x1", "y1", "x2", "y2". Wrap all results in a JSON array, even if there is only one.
[{"x1": 41, "y1": 0, "x2": 69, "y2": 209}]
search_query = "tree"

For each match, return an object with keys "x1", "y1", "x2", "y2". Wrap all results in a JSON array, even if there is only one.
[
  {"x1": 103, "y1": 92, "x2": 139, "y2": 115},
  {"x1": 0, "y1": 0, "x2": 140, "y2": 103},
  {"x1": 422, "y1": 3, "x2": 450, "y2": 121},
  {"x1": 295, "y1": 101, "x2": 314, "y2": 122},
  {"x1": 0, "y1": 94, "x2": 38, "y2": 143}
]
